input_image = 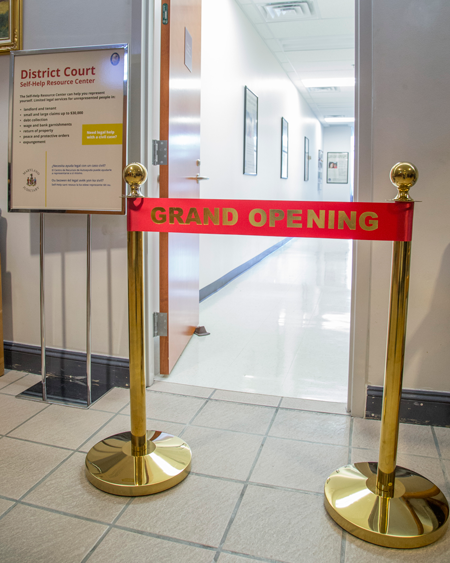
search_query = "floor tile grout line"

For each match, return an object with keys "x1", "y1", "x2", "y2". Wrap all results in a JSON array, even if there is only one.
[
  {"x1": 213, "y1": 483, "x2": 249, "y2": 562},
  {"x1": 213, "y1": 405, "x2": 282, "y2": 561},
  {"x1": 189, "y1": 471, "x2": 324, "y2": 497},
  {"x1": 82, "y1": 497, "x2": 136, "y2": 563},
  {"x1": 4, "y1": 402, "x2": 52, "y2": 437},
  {"x1": 80, "y1": 527, "x2": 113, "y2": 563},
  {"x1": 185, "y1": 396, "x2": 215, "y2": 426},
  {"x1": 0, "y1": 372, "x2": 33, "y2": 392},
  {"x1": 18, "y1": 450, "x2": 77, "y2": 502},
  {"x1": 220, "y1": 550, "x2": 285, "y2": 563},
  {"x1": 2, "y1": 435, "x2": 78, "y2": 452},
  {"x1": 340, "y1": 530, "x2": 347, "y2": 563},
  {"x1": 348, "y1": 416, "x2": 354, "y2": 464},
  {"x1": 6, "y1": 498, "x2": 114, "y2": 526},
  {"x1": 111, "y1": 523, "x2": 219, "y2": 552},
  {"x1": 75, "y1": 410, "x2": 127, "y2": 453},
  {"x1": 0, "y1": 500, "x2": 19, "y2": 524},
  {"x1": 144, "y1": 386, "x2": 348, "y2": 414},
  {"x1": 184, "y1": 421, "x2": 355, "y2": 449},
  {"x1": 431, "y1": 427, "x2": 450, "y2": 493}
]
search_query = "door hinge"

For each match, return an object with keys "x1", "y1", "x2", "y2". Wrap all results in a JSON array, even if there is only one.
[
  {"x1": 152, "y1": 140, "x2": 168, "y2": 165},
  {"x1": 153, "y1": 312, "x2": 168, "y2": 337}
]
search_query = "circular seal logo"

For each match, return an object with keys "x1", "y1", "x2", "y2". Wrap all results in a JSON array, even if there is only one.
[
  {"x1": 110, "y1": 52, "x2": 120, "y2": 66},
  {"x1": 23, "y1": 168, "x2": 40, "y2": 192}
]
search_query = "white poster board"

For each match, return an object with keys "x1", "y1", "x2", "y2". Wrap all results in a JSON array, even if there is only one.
[
  {"x1": 327, "y1": 152, "x2": 349, "y2": 184},
  {"x1": 9, "y1": 45, "x2": 128, "y2": 214}
]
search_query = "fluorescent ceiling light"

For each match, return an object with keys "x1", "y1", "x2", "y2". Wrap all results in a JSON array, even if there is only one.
[
  {"x1": 324, "y1": 117, "x2": 355, "y2": 123},
  {"x1": 302, "y1": 78, "x2": 355, "y2": 88}
]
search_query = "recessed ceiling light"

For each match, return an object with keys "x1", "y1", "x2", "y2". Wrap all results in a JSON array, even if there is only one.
[
  {"x1": 302, "y1": 78, "x2": 355, "y2": 88},
  {"x1": 324, "y1": 117, "x2": 355, "y2": 123}
]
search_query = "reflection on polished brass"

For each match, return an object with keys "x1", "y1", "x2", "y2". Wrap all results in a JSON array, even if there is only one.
[
  {"x1": 123, "y1": 162, "x2": 148, "y2": 197},
  {"x1": 390, "y1": 162, "x2": 418, "y2": 201},
  {"x1": 128, "y1": 230, "x2": 147, "y2": 456},
  {"x1": 325, "y1": 164, "x2": 449, "y2": 547},
  {"x1": 85, "y1": 163, "x2": 192, "y2": 495},
  {"x1": 86, "y1": 431, "x2": 192, "y2": 496},
  {"x1": 324, "y1": 463, "x2": 449, "y2": 548},
  {"x1": 377, "y1": 238, "x2": 411, "y2": 497}
]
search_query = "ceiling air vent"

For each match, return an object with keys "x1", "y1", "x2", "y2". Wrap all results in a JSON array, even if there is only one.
[
  {"x1": 308, "y1": 87, "x2": 340, "y2": 93},
  {"x1": 260, "y1": 2, "x2": 314, "y2": 21}
]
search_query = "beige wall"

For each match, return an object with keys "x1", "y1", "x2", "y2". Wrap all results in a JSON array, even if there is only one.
[
  {"x1": 199, "y1": 0, "x2": 323, "y2": 288},
  {"x1": 0, "y1": 0, "x2": 136, "y2": 358},
  {"x1": 353, "y1": 0, "x2": 450, "y2": 401}
]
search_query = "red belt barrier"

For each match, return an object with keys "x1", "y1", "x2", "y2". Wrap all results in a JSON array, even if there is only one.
[{"x1": 127, "y1": 198, "x2": 414, "y2": 242}]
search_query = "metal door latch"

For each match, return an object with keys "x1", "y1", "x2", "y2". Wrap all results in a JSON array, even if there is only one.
[
  {"x1": 152, "y1": 140, "x2": 168, "y2": 166},
  {"x1": 153, "y1": 312, "x2": 168, "y2": 337}
]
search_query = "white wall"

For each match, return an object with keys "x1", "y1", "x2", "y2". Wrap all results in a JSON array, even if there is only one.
[
  {"x1": 199, "y1": 0, "x2": 323, "y2": 288},
  {"x1": 0, "y1": 0, "x2": 137, "y2": 358},
  {"x1": 356, "y1": 0, "x2": 450, "y2": 394},
  {"x1": 322, "y1": 126, "x2": 352, "y2": 202}
]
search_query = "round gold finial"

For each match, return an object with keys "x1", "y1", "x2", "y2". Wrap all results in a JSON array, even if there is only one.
[
  {"x1": 390, "y1": 162, "x2": 418, "y2": 202},
  {"x1": 123, "y1": 163, "x2": 148, "y2": 197}
]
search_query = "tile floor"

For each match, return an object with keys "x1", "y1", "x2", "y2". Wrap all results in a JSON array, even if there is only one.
[
  {"x1": 160, "y1": 238, "x2": 352, "y2": 403},
  {"x1": 1, "y1": 372, "x2": 450, "y2": 562}
]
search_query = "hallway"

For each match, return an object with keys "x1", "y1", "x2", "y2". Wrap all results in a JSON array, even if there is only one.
[{"x1": 161, "y1": 238, "x2": 352, "y2": 403}]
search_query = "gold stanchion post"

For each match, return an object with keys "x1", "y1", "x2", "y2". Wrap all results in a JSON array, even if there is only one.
[
  {"x1": 324, "y1": 163, "x2": 449, "y2": 548},
  {"x1": 85, "y1": 163, "x2": 192, "y2": 496}
]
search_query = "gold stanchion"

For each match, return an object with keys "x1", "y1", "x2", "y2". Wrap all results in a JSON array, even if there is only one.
[
  {"x1": 85, "y1": 163, "x2": 192, "y2": 496},
  {"x1": 324, "y1": 163, "x2": 449, "y2": 548}
]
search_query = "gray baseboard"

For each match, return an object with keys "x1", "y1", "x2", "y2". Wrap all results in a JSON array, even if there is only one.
[
  {"x1": 4, "y1": 341, "x2": 129, "y2": 405},
  {"x1": 200, "y1": 238, "x2": 292, "y2": 302},
  {"x1": 366, "y1": 385, "x2": 450, "y2": 427}
]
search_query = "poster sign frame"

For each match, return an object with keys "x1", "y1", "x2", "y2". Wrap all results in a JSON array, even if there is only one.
[
  {"x1": 243, "y1": 86, "x2": 258, "y2": 176},
  {"x1": 8, "y1": 44, "x2": 128, "y2": 214},
  {"x1": 280, "y1": 117, "x2": 288, "y2": 179},
  {"x1": 327, "y1": 152, "x2": 349, "y2": 185}
]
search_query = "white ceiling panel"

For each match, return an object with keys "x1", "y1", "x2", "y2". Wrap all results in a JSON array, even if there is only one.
[
  {"x1": 275, "y1": 51, "x2": 289, "y2": 63},
  {"x1": 268, "y1": 18, "x2": 354, "y2": 39},
  {"x1": 293, "y1": 71, "x2": 355, "y2": 82},
  {"x1": 264, "y1": 38, "x2": 284, "y2": 52},
  {"x1": 232, "y1": 0, "x2": 355, "y2": 124},
  {"x1": 281, "y1": 35, "x2": 354, "y2": 51},
  {"x1": 316, "y1": 0, "x2": 355, "y2": 19},
  {"x1": 287, "y1": 49, "x2": 354, "y2": 63},
  {"x1": 287, "y1": 60, "x2": 354, "y2": 73},
  {"x1": 255, "y1": 23, "x2": 274, "y2": 39},
  {"x1": 282, "y1": 61, "x2": 296, "y2": 73},
  {"x1": 240, "y1": 3, "x2": 266, "y2": 23}
]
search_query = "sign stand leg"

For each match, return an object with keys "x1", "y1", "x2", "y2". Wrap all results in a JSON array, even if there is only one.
[
  {"x1": 323, "y1": 164, "x2": 449, "y2": 548},
  {"x1": 86, "y1": 215, "x2": 92, "y2": 407},
  {"x1": 85, "y1": 163, "x2": 192, "y2": 496},
  {"x1": 40, "y1": 213, "x2": 47, "y2": 402}
]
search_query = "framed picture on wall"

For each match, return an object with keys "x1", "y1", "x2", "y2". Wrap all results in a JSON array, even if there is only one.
[
  {"x1": 0, "y1": 0, "x2": 22, "y2": 54},
  {"x1": 243, "y1": 86, "x2": 258, "y2": 175},
  {"x1": 318, "y1": 149, "x2": 323, "y2": 191},
  {"x1": 280, "y1": 117, "x2": 288, "y2": 179},
  {"x1": 327, "y1": 152, "x2": 349, "y2": 184},
  {"x1": 304, "y1": 137, "x2": 310, "y2": 181}
]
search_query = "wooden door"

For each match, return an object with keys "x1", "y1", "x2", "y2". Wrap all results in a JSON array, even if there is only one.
[{"x1": 159, "y1": 0, "x2": 201, "y2": 374}]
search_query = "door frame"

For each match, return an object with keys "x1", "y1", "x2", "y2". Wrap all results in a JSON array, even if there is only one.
[
  {"x1": 347, "y1": 0, "x2": 372, "y2": 416},
  {"x1": 144, "y1": 0, "x2": 371, "y2": 415}
]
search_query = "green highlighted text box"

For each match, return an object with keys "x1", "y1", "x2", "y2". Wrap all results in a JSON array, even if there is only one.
[{"x1": 82, "y1": 124, "x2": 123, "y2": 145}]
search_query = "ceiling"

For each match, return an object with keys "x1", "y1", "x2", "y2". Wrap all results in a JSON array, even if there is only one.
[{"x1": 234, "y1": 0, "x2": 355, "y2": 126}]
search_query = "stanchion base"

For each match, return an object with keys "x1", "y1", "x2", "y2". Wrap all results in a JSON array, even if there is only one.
[
  {"x1": 324, "y1": 462, "x2": 449, "y2": 548},
  {"x1": 85, "y1": 431, "x2": 192, "y2": 496}
]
